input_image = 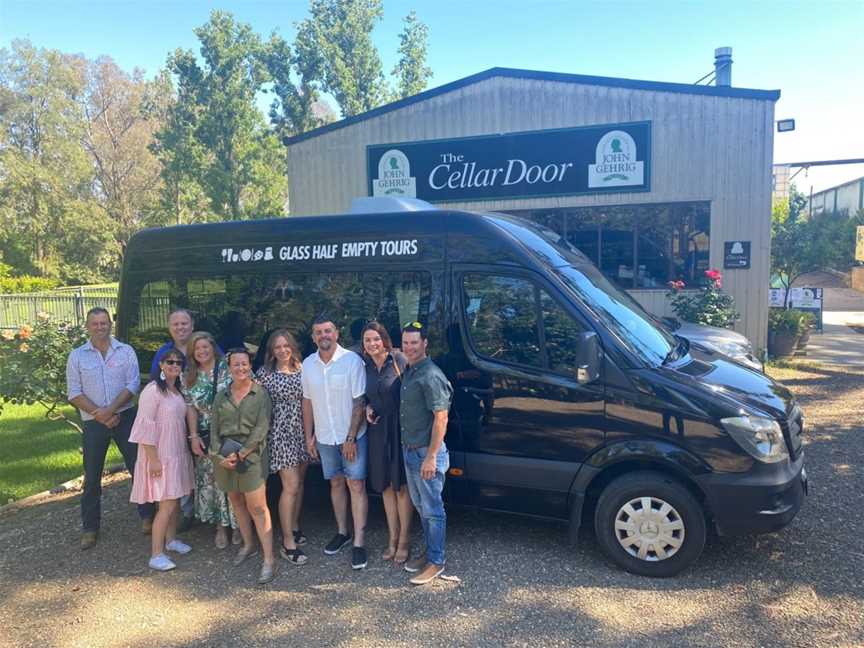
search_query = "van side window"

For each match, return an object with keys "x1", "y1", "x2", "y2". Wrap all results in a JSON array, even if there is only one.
[
  {"x1": 462, "y1": 273, "x2": 586, "y2": 375},
  {"x1": 540, "y1": 291, "x2": 585, "y2": 373},
  {"x1": 462, "y1": 274, "x2": 543, "y2": 369},
  {"x1": 125, "y1": 272, "x2": 432, "y2": 369}
]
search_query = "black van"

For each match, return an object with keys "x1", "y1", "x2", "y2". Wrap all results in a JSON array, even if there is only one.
[{"x1": 118, "y1": 205, "x2": 807, "y2": 577}]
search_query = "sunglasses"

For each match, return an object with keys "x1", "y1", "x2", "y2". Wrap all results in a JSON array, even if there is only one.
[
  {"x1": 402, "y1": 321, "x2": 424, "y2": 329},
  {"x1": 162, "y1": 359, "x2": 183, "y2": 366}
]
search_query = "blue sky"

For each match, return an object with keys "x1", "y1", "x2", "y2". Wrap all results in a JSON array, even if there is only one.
[{"x1": 2, "y1": 0, "x2": 862, "y2": 193}]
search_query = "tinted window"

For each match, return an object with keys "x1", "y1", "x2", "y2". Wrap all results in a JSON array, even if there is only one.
[
  {"x1": 540, "y1": 291, "x2": 585, "y2": 373},
  {"x1": 462, "y1": 273, "x2": 586, "y2": 374},
  {"x1": 126, "y1": 272, "x2": 431, "y2": 369},
  {"x1": 555, "y1": 264, "x2": 673, "y2": 367},
  {"x1": 463, "y1": 274, "x2": 542, "y2": 368}
]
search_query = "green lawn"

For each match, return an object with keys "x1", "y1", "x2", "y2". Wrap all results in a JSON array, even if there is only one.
[{"x1": 0, "y1": 403, "x2": 123, "y2": 503}]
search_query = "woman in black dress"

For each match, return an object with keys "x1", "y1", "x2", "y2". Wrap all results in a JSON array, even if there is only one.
[{"x1": 362, "y1": 321, "x2": 413, "y2": 563}]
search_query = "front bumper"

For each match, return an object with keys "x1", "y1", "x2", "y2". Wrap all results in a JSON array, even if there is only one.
[{"x1": 696, "y1": 453, "x2": 808, "y2": 536}]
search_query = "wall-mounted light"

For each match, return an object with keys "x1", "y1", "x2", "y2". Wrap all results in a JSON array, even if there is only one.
[{"x1": 777, "y1": 119, "x2": 796, "y2": 132}]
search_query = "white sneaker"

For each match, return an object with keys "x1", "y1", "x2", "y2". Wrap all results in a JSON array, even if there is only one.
[
  {"x1": 149, "y1": 553, "x2": 176, "y2": 571},
  {"x1": 165, "y1": 539, "x2": 192, "y2": 555}
]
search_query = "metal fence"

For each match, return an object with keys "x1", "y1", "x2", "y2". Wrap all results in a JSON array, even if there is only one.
[{"x1": 0, "y1": 287, "x2": 119, "y2": 329}]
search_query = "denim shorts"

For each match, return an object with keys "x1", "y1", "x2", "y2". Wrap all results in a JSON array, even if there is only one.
[{"x1": 317, "y1": 433, "x2": 368, "y2": 481}]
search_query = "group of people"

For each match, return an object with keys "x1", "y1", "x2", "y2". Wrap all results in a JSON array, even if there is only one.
[{"x1": 66, "y1": 307, "x2": 453, "y2": 586}]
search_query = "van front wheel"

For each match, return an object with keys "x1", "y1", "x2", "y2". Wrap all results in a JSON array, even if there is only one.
[{"x1": 594, "y1": 471, "x2": 706, "y2": 577}]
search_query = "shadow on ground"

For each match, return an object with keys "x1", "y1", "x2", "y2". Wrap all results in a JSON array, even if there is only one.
[{"x1": 1, "y1": 367, "x2": 863, "y2": 648}]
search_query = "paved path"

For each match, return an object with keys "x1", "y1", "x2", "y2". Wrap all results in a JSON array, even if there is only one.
[{"x1": 804, "y1": 311, "x2": 864, "y2": 366}]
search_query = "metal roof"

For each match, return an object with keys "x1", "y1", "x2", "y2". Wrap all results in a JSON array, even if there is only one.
[{"x1": 284, "y1": 66, "x2": 781, "y2": 146}]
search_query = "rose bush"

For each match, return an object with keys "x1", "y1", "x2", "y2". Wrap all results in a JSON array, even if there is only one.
[
  {"x1": 0, "y1": 313, "x2": 87, "y2": 432},
  {"x1": 666, "y1": 269, "x2": 740, "y2": 329}
]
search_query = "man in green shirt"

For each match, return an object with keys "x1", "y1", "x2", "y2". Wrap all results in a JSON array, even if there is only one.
[{"x1": 399, "y1": 322, "x2": 453, "y2": 585}]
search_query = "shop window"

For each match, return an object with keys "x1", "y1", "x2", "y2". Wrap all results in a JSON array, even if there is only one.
[
  {"x1": 526, "y1": 203, "x2": 710, "y2": 289},
  {"x1": 125, "y1": 272, "x2": 431, "y2": 369}
]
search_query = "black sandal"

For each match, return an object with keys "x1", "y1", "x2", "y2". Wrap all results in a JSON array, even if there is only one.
[
  {"x1": 293, "y1": 529, "x2": 307, "y2": 546},
  {"x1": 280, "y1": 545, "x2": 308, "y2": 565}
]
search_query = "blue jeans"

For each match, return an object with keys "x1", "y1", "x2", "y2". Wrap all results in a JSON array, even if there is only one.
[
  {"x1": 81, "y1": 408, "x2": 155, "y2": 531},
  {"x1": 403, "y1": 442, "x2": 449, "y2": 566}
]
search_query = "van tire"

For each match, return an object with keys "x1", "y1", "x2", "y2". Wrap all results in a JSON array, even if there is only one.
[{"x1": 594, "y1": 471, "x2": 706, "y2": 577}]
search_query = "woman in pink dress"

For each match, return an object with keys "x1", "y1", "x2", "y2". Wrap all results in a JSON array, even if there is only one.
[{"x1": 130, "y1": 348, "x2": 195, "y2": 571}]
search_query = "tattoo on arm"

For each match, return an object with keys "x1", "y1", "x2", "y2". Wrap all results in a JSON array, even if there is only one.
[{"x1": 347, "y1": 396, "x2": 365, "y2": 440}]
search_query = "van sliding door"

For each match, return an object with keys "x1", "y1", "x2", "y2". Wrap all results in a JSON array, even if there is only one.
[{"x1": 450, "y1": 266, "x2": 605, "y2": 519}]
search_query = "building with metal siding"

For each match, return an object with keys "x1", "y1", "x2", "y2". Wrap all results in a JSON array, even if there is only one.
[
  {"x1": 285, "y1": 67, "x2": 779, "y2": 350},
  {"x1": 807, "y1": 176, "x2": 864, "y2": 216}
]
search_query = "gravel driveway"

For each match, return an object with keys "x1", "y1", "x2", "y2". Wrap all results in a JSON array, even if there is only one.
[{"x1": 1, "y1": 364, "x2": 862, "y2": 648}]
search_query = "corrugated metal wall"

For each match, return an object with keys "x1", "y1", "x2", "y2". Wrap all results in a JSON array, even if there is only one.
[{"x1": 286, "y1": 77, "x2": 775, "y2": 348}]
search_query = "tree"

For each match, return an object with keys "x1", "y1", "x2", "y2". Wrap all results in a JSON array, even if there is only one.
[
  {"x1": 0, "y1": 40, "x2": 117, "y2": 283},
  {"x1": 155, "y1": 11, "x2": 288, "y2": 221},
  {"x1": 263, "y1": 33, "x2": 330, "y2": 140},
  {"x1": 392, "y1": 11, "x2": 433, "y2": 99},
  {"x1": 80, "y1": 57, "x2": 165, "y2": 256},
  {"x1": 147, "y1": 70, "x2": 213, "y2": 226},
  {"x1": 294, "y1": 0, "x2": 390, "y2": 117},
  {"x1": 771, "y1": 186, "x2": 863, "y2": 306}
]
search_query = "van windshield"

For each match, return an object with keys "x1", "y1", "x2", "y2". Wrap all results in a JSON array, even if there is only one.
[
  {"x1": 555, "y1": 264, "x2": 675, "y2": 367},
  {"x1": 487, "y1": 213, "x2": 676, "y2": 366}
]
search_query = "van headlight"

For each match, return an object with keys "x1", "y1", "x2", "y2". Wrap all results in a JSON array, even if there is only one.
[
  {"x1": 721, "y1": 416, "x2": 788, "y2": 463},
  {"x1": 701, "y1": 341, "x2": 762, "y2": 371}
]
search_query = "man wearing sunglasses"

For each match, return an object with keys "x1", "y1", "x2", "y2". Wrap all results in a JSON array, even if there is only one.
[
  {"x1": 398, "y1": 321, "x2": 453, "y2": 585},
  {"x1": 67, "y1": 307, "x2": 154, "y2": 549}
]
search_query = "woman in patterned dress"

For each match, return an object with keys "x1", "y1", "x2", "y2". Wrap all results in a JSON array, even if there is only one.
[
  {"x1": 254, "y1": 329, "x2": 313, "y2": 565},
  {"x1": 184, "y1": 331, "x2": 238, "y2": 549}
]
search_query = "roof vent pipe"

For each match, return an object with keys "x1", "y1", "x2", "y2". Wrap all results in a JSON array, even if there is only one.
[{"x1": 714, "y1": 47, "x2": 733, "y2": 87}]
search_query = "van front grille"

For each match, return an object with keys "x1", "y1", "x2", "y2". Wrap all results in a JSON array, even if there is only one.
[{"x1": 781, "y1": 410, "x2": 804, "y2": 459}]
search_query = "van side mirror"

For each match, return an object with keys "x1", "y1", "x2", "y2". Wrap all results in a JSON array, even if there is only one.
[{"x1": 575, "y1": 331, "x2": 602, "y2": 385}]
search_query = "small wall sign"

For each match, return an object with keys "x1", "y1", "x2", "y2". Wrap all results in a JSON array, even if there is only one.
[{"x1": 724, "y1": 241, "x2": 751, "y2": 269}]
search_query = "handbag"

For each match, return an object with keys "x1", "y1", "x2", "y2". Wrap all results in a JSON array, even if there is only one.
[{"x1": 219, "y1": 438, "x2": 248, "y2": 474}]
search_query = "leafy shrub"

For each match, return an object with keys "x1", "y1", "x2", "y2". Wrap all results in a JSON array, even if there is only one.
[
  {"x1": 666, "y1": 269, "x2": 740, "y2": 329},
  {"x1": 0, "y1": 313, "x2": 87, "y2": 432},
  {"x1": 768, "y1": 309, "x2": 806, "y2": 336},
  {"x1": 0, "y1": 275, "x2": 60, "y2": 293}
]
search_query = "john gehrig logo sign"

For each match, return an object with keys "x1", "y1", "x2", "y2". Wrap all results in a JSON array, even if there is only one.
[{"x1": 367, "y1": 122, "x2": 650, "y2": 202}]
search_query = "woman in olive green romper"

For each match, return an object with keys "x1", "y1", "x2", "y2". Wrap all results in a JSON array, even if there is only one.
[{"x1": 210, "y1": 348, "x2": 276, "y2": 584}]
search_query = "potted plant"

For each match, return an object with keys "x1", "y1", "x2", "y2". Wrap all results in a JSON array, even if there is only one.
[{"x1": 768, "y1": 309, "x2": 804, "y2": 357}]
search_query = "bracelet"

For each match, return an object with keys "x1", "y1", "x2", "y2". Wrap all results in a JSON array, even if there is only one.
[
  {"x1": 346, "y1": 437, "x2": 356, "y2": 443},
  {"x1": 188, "y1": 435, "x2": 200, "y2": 440}
]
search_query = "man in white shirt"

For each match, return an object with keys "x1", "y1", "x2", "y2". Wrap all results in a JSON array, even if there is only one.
[{"x1": 302, "y1": 315, "x2": 369, "y2": 570}]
